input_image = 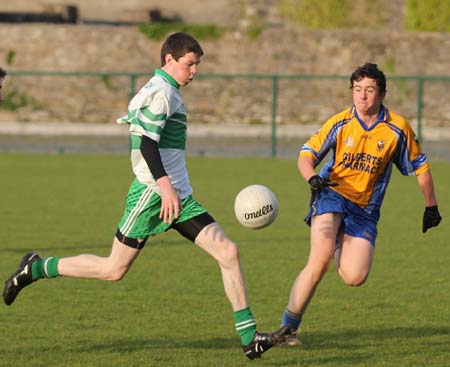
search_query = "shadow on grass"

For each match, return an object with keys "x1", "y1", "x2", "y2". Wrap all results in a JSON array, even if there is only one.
[
  {"x1": 304, "y1": 325, "x2": 450, "y2": 348},
  {"x1": 76, "y1": 336, "x2": 237, "y2": 353},
  {"x1": 272, "y1": 326, "x2": 450, "y2": 366},
  {"x1": 74, "y1": 325, "x2": 450, "y2": 355}
]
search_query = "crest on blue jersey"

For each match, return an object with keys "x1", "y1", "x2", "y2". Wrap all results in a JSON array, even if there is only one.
[{"x1": 377, "y1": 140, "x2": 386, "y2": 151}]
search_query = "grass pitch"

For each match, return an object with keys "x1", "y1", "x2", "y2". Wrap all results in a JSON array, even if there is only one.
[{"x1": 0, "y1": 153, "x2": 449, "y2": 367}]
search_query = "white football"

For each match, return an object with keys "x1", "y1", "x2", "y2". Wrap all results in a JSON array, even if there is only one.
[{"x1": 234, "y1": 185, "x2": 278, "y2": 229}]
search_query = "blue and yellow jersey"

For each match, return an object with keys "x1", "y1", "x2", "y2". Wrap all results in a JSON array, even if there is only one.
[{"x1": 300, "y1": 105, "x2": 429, "y2": 211}]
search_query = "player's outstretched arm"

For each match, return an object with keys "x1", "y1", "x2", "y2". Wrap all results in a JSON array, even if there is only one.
[{"x1": 417, "y1": 170, "x2": 442, "y2": 233}]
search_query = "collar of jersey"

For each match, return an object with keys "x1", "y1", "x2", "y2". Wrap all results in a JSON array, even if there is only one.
[
  {"x1": 154, "y1": 69, "x2": 180, "y2": 89},
  {"x1": 351, "y1": 104, "x2": 389, "y2": 131}
]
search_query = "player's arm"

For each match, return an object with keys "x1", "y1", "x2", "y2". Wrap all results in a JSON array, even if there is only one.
[
  {"x1": 140, "y1": 135, "x2": 181, "y2": 224},
  {"x1": 298, "y1": 154, "x2": 317, "y2": 182},
  {"x1": 393, "y1": 120, "x2": 441, "y2": 232},
  {"x1": 417, "y1": 170, "x2": 438, "y2": 207},
  {"x1": 299, "y1": 115, "x2": 341, "y2": 187},
  {"x1": 417, "y1": 170, "x2": 441, "y2": 233}
]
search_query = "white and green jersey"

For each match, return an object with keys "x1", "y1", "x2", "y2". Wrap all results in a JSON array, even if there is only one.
[{"x1": 117, "y1": 69, "x2": 192, "y2": 199}]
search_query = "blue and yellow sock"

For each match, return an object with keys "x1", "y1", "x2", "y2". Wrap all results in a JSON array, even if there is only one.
[
  {"x1": 281, "y1": 308, "x2": 303, "y2": 330},
  {"x1": 31, "y1": 257, "x2": 60, "y2": 280},
  {"x1": 234, "y1": 307, "x2": 257, "y2": 346}
]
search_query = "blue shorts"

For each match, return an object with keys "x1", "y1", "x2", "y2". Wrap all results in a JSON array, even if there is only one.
[{"x1": 304, "y1": 188, "x2": 379, "y2": 246}]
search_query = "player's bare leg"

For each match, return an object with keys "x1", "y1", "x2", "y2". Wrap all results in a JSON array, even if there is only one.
[
  {"x1": 281, "y1": 213, "x2": 342, "y2": 344},
  {"x1": 195, "y1": 222, "x2": 287, "y2": 359},
  {"x1": 334, "y1": 234, "x2": 374, "y2": 286},
  {"x1": 286, "y1": 213, "x2": 341, "y2": 313},
  {"x1": 3, "y1": 237, "x2": 140, "y2": 305},
  {"x1": 195, "y1": 222, "x2": 248, "y2": 311},
  {"x1": 58, "y1": 237, "x2": 141, "y2": 280}
]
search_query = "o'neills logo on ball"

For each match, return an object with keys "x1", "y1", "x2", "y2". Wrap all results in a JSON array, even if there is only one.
[{"x1": 244, "y1": 204, "x2": 274, "y2": 220}]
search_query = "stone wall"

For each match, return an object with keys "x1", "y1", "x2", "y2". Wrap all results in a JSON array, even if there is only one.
[{"x1": 0, "y1": 7, "x2": 450, "y2": 127}]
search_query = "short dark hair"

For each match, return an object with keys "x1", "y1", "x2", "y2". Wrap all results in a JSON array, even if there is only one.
[
  {"x1": 350, "y1": 63, "x2": 386, "y2": 93},
  {"x1": 160, "y1": 32, "x2": 204, "y2": 66},
  {"x1": 0, "y1": 67, "x2": 6, "y2": 78}
]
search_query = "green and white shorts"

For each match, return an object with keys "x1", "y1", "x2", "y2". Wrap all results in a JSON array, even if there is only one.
[{"x1": 117, "y1": 179, "x2": 209, "y2": 245}]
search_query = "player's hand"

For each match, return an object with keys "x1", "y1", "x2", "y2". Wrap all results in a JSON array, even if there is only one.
[
  {"x1": 308, "y1": 175, "x2": 338, "y2": 191},
  {"x1": 422, "y1": 205, "x2": 441, "y2": 233},
  {"x1": 160, "y1": 188, "x2": 181, "y2": 224},
  {"x1": 308, "y1": 175, "x2": 338, "y2": 200},
  {"x1": 157, "y1": 176, "x2": 182, "y2": 224}
]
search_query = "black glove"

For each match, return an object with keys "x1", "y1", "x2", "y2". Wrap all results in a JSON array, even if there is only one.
[
  {"x1": 308, "y1": 175, "x2": 338, "y2": 200},
  {"x1": 422, "y1": 205, "x2": 442, "y2": 233}
]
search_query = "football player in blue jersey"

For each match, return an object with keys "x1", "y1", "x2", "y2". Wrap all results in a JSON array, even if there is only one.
[{"x1": 279, "y1": 63, "x2": 442, "y2": 345}]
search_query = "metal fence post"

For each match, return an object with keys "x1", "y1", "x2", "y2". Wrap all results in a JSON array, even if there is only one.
[
  {"x1": 129, "y1": 74, "x2": 137, "y2": 102},
  {"x1": 417, "y1": 77, "x2": 424, "y2": 143},
  {"x1": 271, "y1": 75, "x2": 279, "y2": 158}
]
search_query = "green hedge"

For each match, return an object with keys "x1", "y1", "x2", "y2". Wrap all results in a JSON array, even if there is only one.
[
  {"x1": 138, "y1": 22, "x2": 226, "y2": 41},
  {"x1": 280, "y1": 0, "x2": 351, "y2": 29},
  {"x1": 405, "y1": 0, "x2": 450, "y2": 32}
]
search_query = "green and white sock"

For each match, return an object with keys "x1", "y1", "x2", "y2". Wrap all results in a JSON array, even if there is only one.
[
  {"x1": 234, "y1": 307, "x2": 257, "y2": 346},
  {"x1": 31, "y1": 257, "x2": 60, "y2": 280}
]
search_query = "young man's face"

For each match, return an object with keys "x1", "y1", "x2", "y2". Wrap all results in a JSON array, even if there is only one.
[
  {"x1": 162, "y1": 51, "x2": 201, "y2": 86},
  {"x1": 352, "y1": 77, "x2": 385, "y2": 115}
]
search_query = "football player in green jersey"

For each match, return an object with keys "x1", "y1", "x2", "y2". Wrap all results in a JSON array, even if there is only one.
[{"x1": 2, "y1": 33, "x2": 287, "y2": 360}]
